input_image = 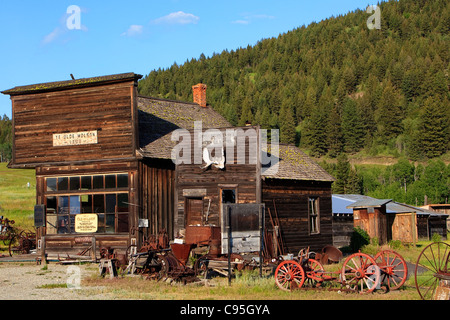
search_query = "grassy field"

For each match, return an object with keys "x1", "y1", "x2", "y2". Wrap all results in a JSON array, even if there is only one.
[{"x1": 0, "y1": 163, "x2": 35, "y2": 229}]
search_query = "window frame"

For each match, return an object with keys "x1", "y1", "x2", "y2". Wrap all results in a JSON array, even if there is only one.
[
  {"x1": 308, "y1": 197, "x2": 320, "y2": 235},
  {"x1": 44, "y1": 173, "x2": 129, "y2": 235}
]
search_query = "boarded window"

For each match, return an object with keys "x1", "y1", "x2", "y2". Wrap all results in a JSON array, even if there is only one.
[{"x1": 308, "y1": 197, "x2": 320, "y2": 234}]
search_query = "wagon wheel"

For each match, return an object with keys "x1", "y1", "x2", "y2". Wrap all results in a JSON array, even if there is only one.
[
  {"x1": 194, "y1": 255, "x2": 210, "y2": 278},
  {"x1": 414, "y1": 242, "x2": 450, "y2": 300},
  {"x1": 304, "y1": 259, "x2": 325, "y2": 288},
  {"x1": 7, "y1": 233, "x2": 20, "y2": 257},
  {"x1": 341, "y1": 252, "x2": 380, "y2": 294},
  {"x1": 374, "y1": 250, "x2": 408, "y2": 290},
  {"x1": 156, "y1": 255, "x2": 170, "y2": 280},
  {"x1": 275, "y1": 260, "x2": 305, "y2": 291}
]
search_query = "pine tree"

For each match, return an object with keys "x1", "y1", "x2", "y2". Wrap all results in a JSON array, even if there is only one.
[
  {"x1": 333, "y1": 153, "x2": 351, "y2": 194},
  {"x1": 279, "y1": 105, "x2": 296, "y2": 145},
  {"x1": 418, "y1": 96, "x2": 449, "y2": 158}
]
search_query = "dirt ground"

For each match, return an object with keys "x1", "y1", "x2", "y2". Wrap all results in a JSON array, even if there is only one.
[{"x1": 0, "y1": 261, "x2": 113, "y2": 300}]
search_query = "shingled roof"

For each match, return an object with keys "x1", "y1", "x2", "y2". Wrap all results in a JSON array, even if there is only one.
[
  {"x1": 262, "y1": 144, "x2": 335, "y2": 182},
  {"x1": 138, "y1": 96, "x2": 334, "y2": 182},
  {"x1": 138, "y1": 95, "x2": 231, "y2": 159}
]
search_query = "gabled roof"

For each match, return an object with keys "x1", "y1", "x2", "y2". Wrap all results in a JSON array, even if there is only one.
[
  {"x1": 2, "y1": 73, "x2": 142, "y2": 95},
  {"x1": 137, "y1": 96, "x2": 335, "y2": 182},
  {"x1": 262, "y1": 144, "x2": 335, "y2": 182},
  {"x1": 137, "y1": 95, "x2": 231, "y2": 159}
]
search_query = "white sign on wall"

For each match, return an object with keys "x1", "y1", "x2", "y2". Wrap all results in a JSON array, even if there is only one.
[{"x1": 53, "y1": 130, "x2": 98, "y2": 147}]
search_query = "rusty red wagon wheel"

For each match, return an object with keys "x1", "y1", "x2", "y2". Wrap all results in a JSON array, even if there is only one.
[
  {"x1": 374, "y1": 249, "x2": 408, "y2": 290},
  {"x1": 414, "y1": 242, "x2": 450, "y2": 300},
  {"x1": 275, "y1": 260, "x2": 305, "y2": 291},
  {"x1": 304, "y1": 259, "x2": 325, "y2": 288},
  {"x1": 341, "y1": 252, "x2": 380, "y2": 294}
]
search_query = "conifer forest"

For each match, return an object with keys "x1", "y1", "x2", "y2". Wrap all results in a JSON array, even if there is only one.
[{"x1": 1, "y1": 0, "x2": 449, "y2": 205}]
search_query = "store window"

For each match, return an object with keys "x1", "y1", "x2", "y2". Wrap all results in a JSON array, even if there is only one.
[{"x1": 44, "y1": 173, "x2": 129, "y2": 234}]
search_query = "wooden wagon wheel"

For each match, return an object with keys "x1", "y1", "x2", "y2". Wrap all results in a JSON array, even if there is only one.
[
  {"x1": 414, "y1": 242, "x2": 450, "y2": 300},
  {"x1": 275, "y1": 260, "x2": 305, "y2": 291},
  {"x1": 304, "y1": 259, "x2": 325, "y2": 288},
  {"x1": 341, "y1": 252, "x2": 380, "y2": 294},
  {"x1": 374, "y1": 249, "x2": 408, "y2": 290}
]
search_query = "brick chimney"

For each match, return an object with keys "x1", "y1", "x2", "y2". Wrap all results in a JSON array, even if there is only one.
[{"x1": 192, "y1": 83, "x2": 207, "y2": 108}]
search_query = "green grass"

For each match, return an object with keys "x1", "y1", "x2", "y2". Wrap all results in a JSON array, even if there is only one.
[{"x1": 0, "y1": 162, "x2": 36, "y2": 232}]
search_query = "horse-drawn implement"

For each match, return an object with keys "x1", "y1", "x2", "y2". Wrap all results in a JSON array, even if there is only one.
[
  {"x1": 0, "y1": 217, "x2": 36, "y2": 257},
  {"x1": 274, "y1": 247, "x2": 408, "y2": 294}
]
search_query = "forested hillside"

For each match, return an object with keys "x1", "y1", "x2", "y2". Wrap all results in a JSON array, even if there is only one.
[
  {"x1": 138, "y1": 0, "x2": 449, "y2": 161},
  {"x1": 0, "y1": 115, "x2": 12, "y2": 162}
]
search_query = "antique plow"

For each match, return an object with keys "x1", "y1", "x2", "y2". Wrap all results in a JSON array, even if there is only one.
[{"x1": 275, "y1": 248, "x2": 407, "y2": 294}]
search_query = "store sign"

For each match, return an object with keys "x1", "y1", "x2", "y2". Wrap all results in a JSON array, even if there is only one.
[
  {"x1": 75, "y1": 214, "x2": 98, "y2": 233},
  {"x1": 53, "y1": 130, "x2": 98, "y2": 147}
]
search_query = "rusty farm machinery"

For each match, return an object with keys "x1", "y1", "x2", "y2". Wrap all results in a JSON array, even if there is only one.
[
  {"x1": 0, "y1": 216, "x2": 36, "y2": 257},
  {"x1": 274, "y1": 247, "x2": 408, "y2": 294}
]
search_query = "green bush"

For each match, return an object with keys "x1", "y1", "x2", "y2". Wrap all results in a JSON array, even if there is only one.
[{"x1": 350, "y1": 227, "x2": 370, "y2": 252}]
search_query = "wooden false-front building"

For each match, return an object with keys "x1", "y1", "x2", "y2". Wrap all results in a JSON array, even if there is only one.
[{"x1": 2, "y1": 72, "x2": 335, "y2": 258}]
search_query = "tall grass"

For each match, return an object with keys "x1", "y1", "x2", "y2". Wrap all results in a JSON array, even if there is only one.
[{"x1": 0, "y1": 163, "x2": 35, "y2": 230}]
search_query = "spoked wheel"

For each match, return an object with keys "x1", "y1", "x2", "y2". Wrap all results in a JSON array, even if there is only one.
[
  {"x1": 275, "y1": 260, "x2": 305, "y2": 291},
  {"x1": 415, "y1": 242, "x2": 450, "y2": 300},
  {"x1": 194, "y1": 255, "x2": 210, "y2": 278},
  {"x1": 374, "y1": 250, "x2": 408, "y2": 290},
  {"x1": 304, "y1": 259, "x2": 325, "y2": 288},
  {"x1": 341, "y1": 252, "x2": 380, "y2": 294}
]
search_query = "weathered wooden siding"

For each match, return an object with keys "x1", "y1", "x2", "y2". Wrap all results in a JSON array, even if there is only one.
[
  {"x1": 174, "y1": 127, "x2": 260, "y2": 237},
  {"x1": 138, "y1": 159, "x2": 175, "y2": 242},
  {"x1": 262, "y1": 179, "x2": 333, "y2": 253},
  {"x1": 10, "y1": 81, "x2": 138, "y2": 167}
]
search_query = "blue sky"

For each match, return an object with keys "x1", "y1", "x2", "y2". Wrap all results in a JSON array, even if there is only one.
[{"x1": 0, "y1": 0, "x2": 375, "y2": 118}]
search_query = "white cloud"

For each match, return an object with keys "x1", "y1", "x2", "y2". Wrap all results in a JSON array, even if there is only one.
[
  {"x1": 121, "y1": 25, "x2": 144, "y2": 37},
  {"x1": 231, "y1": 20, "x2": 250, "y2": 25},
  {"x1": 42, "y1": 27, "x2": 64, "y2": 44},
  {"x1": 153, "y1": 11, "x2": 199, "y2": 25},
  {"x1": 231, "y1": 13, "x2": 275, "y2": 25}
]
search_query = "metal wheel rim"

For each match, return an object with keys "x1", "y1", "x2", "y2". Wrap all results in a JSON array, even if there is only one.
[
  {"x1": 414, "y1": 242, "x2": 450, "y2": 300},
  {"x1": 275, "y1": 260, "x2": 305, "y2": 291},
  {"x1": 374, "y1": 250, "x2": 408, "y2": 290},
  {"x1": 341, "y1": 252, "x2": 380, "y2": 294}
]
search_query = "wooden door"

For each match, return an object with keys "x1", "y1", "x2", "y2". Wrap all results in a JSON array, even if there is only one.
[{"x1": 186, "y1": 198, "x2": 203, "y2": 226}]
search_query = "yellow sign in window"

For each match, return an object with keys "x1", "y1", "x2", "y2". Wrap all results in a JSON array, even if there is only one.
[{"x1": 75, "y1": 214, "x2": 98, "y2": 233}]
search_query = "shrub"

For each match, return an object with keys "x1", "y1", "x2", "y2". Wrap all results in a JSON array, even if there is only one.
[{"x1": 350, "y1": 227, "x2": 370, "y2": 252}]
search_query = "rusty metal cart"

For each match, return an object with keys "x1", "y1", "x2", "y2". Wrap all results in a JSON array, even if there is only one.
[
  {"x1": 275, "y1": 248, "x2": 408, "y2": 294},
  {"x1": 414, "y1": 241, "x2": 450, "y2": 300},
  {"x1": 1, "y1": 217, "x2": 36, "y2": 256}
]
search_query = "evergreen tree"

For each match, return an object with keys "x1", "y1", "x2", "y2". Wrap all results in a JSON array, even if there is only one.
[{"x1": 279, "y1": 105, "x2": 296, "y2": 145}]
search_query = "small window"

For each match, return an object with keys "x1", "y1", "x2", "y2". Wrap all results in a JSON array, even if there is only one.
[
  {"x1": 69, "y1": 177, "x2": 80, "y2": 190},
  {"x1": 117, "y1": 174, "x2": 128, "y2": 188},
  {"x1": 57, "y1": 177, "x2": 68, "y2": 191},
  {"x1": 221, "y1": 189, "x2": 236, "y2": 204},
  {"x1": 47, "y1": 178, "x2": 57, "y2": 192},
  {"x1": 105, "y1": 175, "x2": 116, "y2": 189},
  {"x1": 93, "y1": 175, "x2": 104, "y2": 189},
  {"x1": 81, "y1": 176, "x2": 92, "y2": 190},
  {"x1": 308, "y1": 197, "x2": 320, "y2": 234},
  {"x1": 93, "y1": 194, "x2": 105, "y2": 213}
]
